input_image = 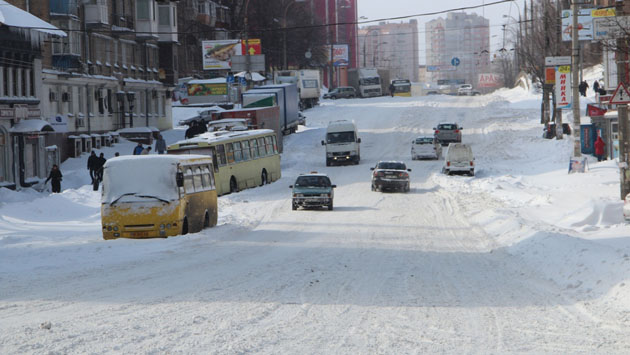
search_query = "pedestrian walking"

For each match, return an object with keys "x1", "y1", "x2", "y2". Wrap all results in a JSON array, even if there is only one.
[
  {"x1": 155, "y1": 134, "x2": 166, "y2": 154},
  {"x1": 45, "y1": 164, "x2": 63, "y2": 193},
  {"x1": 389, "y1": 83, "x2": 395, "y2": 97},
  {"x1": 133, "y1": 142, "x2": 144, "y2": 155},
  {"x1": 87, "y1": 151, "x2": 98, "y2": 184},
  {"x1": 141, "y1": 146, "x2": 152, "y2": 155},
  {"x1": 595, "y1": 136, "x2": 606, "y2": 162},
  {"x1": 579, "y1": 81, "x2": 588, "y2": 97}
]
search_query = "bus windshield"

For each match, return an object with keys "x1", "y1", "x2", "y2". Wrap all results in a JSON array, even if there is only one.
[{"x1": 102, "y1": 157, "x2": 180, "y2": 204}]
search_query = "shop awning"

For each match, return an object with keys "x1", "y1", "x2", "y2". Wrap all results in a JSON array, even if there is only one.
[
  {"x1": 0, "y1": 0, "x2": 67, "y2": 37},
  {"x1": 9, "y1": 119, "x2": 54, "y2": 133}
]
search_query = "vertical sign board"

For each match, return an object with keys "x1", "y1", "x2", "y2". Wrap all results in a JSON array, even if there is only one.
[
  {"x1": 604, "y1": 46, "x2": 619, "y2": 90},
  {"x1": 325, "y1": 44, "x2": 349, "y2": 66},
  {"x1": 545, "y1": 67, "x2": 556, "y2": 85},
  {"x1": 556, "y1": 65, "x2": 572, "y2": 109}
]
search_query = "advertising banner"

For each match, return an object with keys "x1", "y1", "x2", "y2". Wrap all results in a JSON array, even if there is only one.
[
  {"x1": 545, "y1": 67, "x2": 556, "y2": 85},
  {"x1": 202, "y1": 40, "x2": 241, "y2": 70},
  {"x1": 604, "y1": 46, "x2": 619, "y2": 90},
  {"x1": 325, "y1": 44, "x2": 349, "y2": 66},
  {"x1": 562, "y1": 8, "x2": 615, "y2": 41},
  {"x1": 187, "y1": 83, "x2": 228, "y2": 96},
  {"x1": 556, "y1": 66, "x2": 571, "y2": 109},
  {"x1": 477, "y1": 73, "x2": 501, "y2": 88}
]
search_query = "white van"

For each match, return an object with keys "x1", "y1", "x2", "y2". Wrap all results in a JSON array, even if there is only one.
[
  {"x1": 321, "y1": 120, "x2": 361, "y2": 166},
  {"x1": 443, "y1": 143, "x2": 475, "y2": 176}
]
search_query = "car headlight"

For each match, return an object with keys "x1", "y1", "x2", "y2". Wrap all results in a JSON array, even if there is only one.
[
  {"x1": 113, "y1": 226, "x2": 119, "y2": 231},
  {"x1": 294, "y1": 193, "x2": 304, "y2": 198}
]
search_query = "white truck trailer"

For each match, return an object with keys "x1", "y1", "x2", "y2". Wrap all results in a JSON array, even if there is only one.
[{"x1": 274, "y1": 69, "x2": 321, "y2": 109}]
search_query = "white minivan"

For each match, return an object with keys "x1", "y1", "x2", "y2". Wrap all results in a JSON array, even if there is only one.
[
  {"x1": 321, "y1": 120, "x2": 361, "y2": 166},
  {"x1": 443, "y1": 143, "x2": 475, "y2": 176}
]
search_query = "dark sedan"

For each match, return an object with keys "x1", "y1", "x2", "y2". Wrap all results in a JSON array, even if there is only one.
[{"x1": 370, "y1": 161, "x2": 411, "y2": 192}]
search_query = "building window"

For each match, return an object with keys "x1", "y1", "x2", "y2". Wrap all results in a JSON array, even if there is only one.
[{"x1": 137, "y1": 0, "x2": 150, "y2": 20}]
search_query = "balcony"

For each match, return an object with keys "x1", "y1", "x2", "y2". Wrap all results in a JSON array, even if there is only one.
[
  {"x1": 49, "y1": 0, "x2": 78, "y2": 17},
  {"x1": 136, "y1": 0, "x2": 159, "y2": 41},
  {"x1": 158, "y1": 4, "x2": 177, "y2": 43},
  {"x1": 112, "y1": 13, "x2": 134, "y2": 34},
  {"x1": 85, "y1": 3, "x2": 109, "y2": 27}
]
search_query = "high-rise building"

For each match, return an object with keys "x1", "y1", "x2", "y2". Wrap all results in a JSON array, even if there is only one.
[
  {"x1": 358, "y1": 20, "x2": 419, "y2": 82},
  {"x1": 426, "y1": 12, "x2": 490, "y2": 86}
]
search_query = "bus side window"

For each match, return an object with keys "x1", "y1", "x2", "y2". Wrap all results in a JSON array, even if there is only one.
[
  {"x1": 272, "y1": 135, "x2": 278, "y2": 154},
  {"x1": 250, "y1": 139, "x2": 259, "y2": 159},
  {"x1": 193, "y1": 167, "x2": 203, "y2": 191},
  {"x1": 216, "y1": 144, "x2": 227, "y2": 166},
  {"x1": 210, "y1": 147, "x2": 220, "y2": 173},
  {"x1": 202, "y1": 166, "x2": 214, "y2": 189},
  {"x1": 225, "y1": 143, "x2": 235, "y2": 164},
  {"x1": 184, "y1": 168, "x2": 194, "y2": 193},
  {"x1": 257, "y1": 137, "x2": 266, "y2": 156},
  {"x1": 265, "y1": 136, "x2": 273, "y2": 154},
  {"x1": 241, "y1": 140, "x2": 251, "y2": 161},
  {"x1": 233, "y1": 141, "x2": 243, "y2": 162}
]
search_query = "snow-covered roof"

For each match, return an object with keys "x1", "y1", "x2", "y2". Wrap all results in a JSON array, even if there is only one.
[
  {"x1": 117, "y1": 127, "x2": 153, "y2": 133},
  {"x1": 0, "y1": 0, "x2": 66, "y2": 37},
  {"x1": 234, "y1": 72, "x2": 266, "y2": 82},
  {"x1": 9, "y1": 119, "x2": 54, "y2": 133},
  {"x1": 187, "y1": 78, "x2": 227, "y2": 85},
  {"x1": 170, "y1": 129, "x2": 274, "y2": 147}
]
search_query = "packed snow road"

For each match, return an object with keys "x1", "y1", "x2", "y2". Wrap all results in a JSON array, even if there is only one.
[{"x1": 2, "y1": 91, "x2": 630, "y2": 353}]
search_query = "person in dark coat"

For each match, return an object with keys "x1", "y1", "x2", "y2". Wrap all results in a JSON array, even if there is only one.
[
  {"x1": 133, "y1": 142, "x2": 144, "y2": 155},
  {"x1": 593, "y1": 80, "x2": 600, "y2": 94},
  {"x1": 96, "y1": 153, "x2": 107, "y2": 181},
  {"x1": 389, "y1": 83, "x2": 395, "y2": 97},
  {"x1": 579, "y1": 81, "x2": 588, "y2": 97},
  {"x1": 87, "y1": 151, "x2": 98, "y2": 183},
  {"x1": 595, "y1": 136, "x2": 606, "y2": 162},
  {"x1": 155, "y1": 134, "x2": 166, "y2": 154},
  {"x1": 45, "y1": 164, "x2": 62, "y2": 193}
]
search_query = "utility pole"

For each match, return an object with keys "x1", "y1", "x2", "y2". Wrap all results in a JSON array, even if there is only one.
[
  {"x1": 571, "y1": 1, "x2": 581, "y2": 157},
  {"x1": 554, "y1": 0, "x2": 562, "y2": 139},
  {"x1": 616, "y1": 1, "x2": 630, "y2": 198}
]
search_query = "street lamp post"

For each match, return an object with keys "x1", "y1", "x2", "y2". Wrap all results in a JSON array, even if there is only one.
[
  {"x1": 116, "y1": 91, "x2": 125, "y2": 128},
  {"x1": 126, "y1": 91, "x2": 135, "y2": 128}
]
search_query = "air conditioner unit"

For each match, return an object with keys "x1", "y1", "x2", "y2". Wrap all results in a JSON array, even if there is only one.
[{"x1": 49, "y1": 91, "x2": 58, "y2": 102}]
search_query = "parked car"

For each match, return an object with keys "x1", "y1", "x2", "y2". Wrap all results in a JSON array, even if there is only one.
[
  {"x1": 290, "y1": 173, "x2": 336, "y2": 210},
  {"x1": 457, "y1": 84, "x2": 481, "y2": 96},
  {"x1": 323, "y1": 86, "x2": 356, "y2": 99},
  {"x1": 370, "y1": 161, "x2": 411, "y2": 192},
  {"x1": 434, "y1": 123, "x2": 462, "y2": 146},
  {"x1": 411, "y1": 136, "x2": 442, "y2": 160},
  {"x1": 443, "y1": 143, "x2": 475, "y2": 176}
]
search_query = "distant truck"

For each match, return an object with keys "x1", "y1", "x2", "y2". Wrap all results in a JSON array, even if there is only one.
[
  {"x1": 219, "y1": 106, "x2": 284, "y2": 152},
  {"x1": 348, "y1": 68, "x2": 382, "y2": 97},
  {"x1": 242, "y1": 83, "x2": 300, "y2": 135},
  {"x1": 274, "y1": 69, "x2": 321, "y2": 109}
]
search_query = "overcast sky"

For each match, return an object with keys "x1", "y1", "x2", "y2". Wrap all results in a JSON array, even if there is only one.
[{"x1": 357, "y1": 0, "x2": 520, "y2": 64}]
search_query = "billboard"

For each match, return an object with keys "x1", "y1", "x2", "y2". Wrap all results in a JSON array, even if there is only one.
[
  {"x1": 562, "y1": 8, "x2": 615, "y2": 41},
  {"x1": 325, "y1": 44, "x2": 349, "y2": 66},
  {"x1": 477, "y1": 73, "x2": 502, "y2": 88},
  {"x1": 202, "y1": 39, "x2": 263, "y2": 70},
  {"x1": 187, "y1": 83, "x2": 228, "y2": 96}
]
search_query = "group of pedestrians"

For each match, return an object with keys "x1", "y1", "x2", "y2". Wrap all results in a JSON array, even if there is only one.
[
  {"x1": 46, "y1": 133, "x2": 169, "y2": 193},
  {"x1": 185, "y1": 121, "x2": 207, "y2": 139}
]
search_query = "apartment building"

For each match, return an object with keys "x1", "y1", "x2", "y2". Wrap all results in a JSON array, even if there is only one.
[
  {"x1": 425, "y1": 12, "x2": 490, "y2": 86},
  {"x1": 358, "y1": 20, "x2": 419, "y2": 82}
]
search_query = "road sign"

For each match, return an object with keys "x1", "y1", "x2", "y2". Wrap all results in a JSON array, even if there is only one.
[
  {"x1": 593, "y1": 16, "x2": 630, "y2": 40},
  {"x1": 610, "y1": 83, "x2": 630, "y2": 104},
  {"x1": 427, "y1": 65, "x2": 456, "y2": 72},
  {"x1": 545, "y1": 56, "x2": 571, "y2": 66},
  {"x1": 451, "y1": 57, "x2": 460, "y2": 66}
]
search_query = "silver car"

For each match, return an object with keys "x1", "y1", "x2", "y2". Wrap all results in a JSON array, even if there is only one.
[
  {"x1": 411, "y1": 136, "x2": 442, "y2": 160},
  {"x1": 434, "y1": 123, "x2": 462, "y2": 146}
]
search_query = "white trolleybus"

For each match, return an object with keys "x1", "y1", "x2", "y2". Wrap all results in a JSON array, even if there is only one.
[{"x1": 167, "y1": 129, "x2": 281, "y2": 195}]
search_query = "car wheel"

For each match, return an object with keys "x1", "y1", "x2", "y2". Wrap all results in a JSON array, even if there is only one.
[
  {"x1": 260, "y1": 169, "x2": 268, "y2": 186},
  {"x1": 328, "y1": 202, "x2": 333, "y2": 211},
  {"x1": 445, "y1": 169, "x2": 450, "y2": 176},
  {"x1": 371, "y1": 183, "x2": 376, "y2": 191},
  {"x1": 470, "y1": 169, "x2": 475, "y2": 176},
  {"x1": 326, "y1": 159, "x2": 331, "y2": 167},
  {"x1": 182, "y1": 218, "x2": 189, "y2": 235},
  {"x1": 230, "y1": 177, "x2": 238, "y2": 193},
  {"x1": 405, "y1": 183, "x2": 410, "y2": 192},
  {"x1": 331, "y1": 96, "x2": 337, "y2": 100},
  {"x1": 292, "y1": 202, "x2": 297, "y2": 211}
]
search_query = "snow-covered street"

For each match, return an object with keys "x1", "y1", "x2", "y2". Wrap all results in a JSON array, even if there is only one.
[{"x1": 2, "y1": 85, "x2": 630, "y2": 353}]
